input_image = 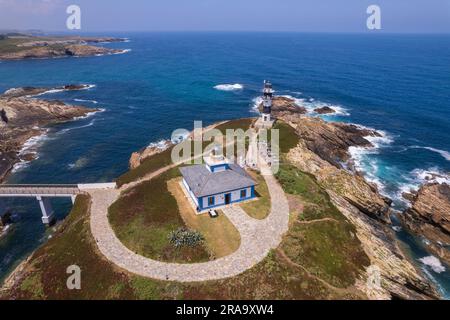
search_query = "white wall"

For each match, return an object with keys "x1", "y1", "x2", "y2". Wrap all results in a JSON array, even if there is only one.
[
  {"x1": 183, "y1": 178, "x2": 198, "y2": 206},
  {"x1": 201, "y1": 187, "x2": 252, "y2": 209}
]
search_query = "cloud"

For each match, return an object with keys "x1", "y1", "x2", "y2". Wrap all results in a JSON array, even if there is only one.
[{"x1": 0, "y1": 0, "x2": 64, "y2": 15}]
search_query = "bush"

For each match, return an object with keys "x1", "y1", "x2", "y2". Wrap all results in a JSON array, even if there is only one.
[{"x1": 169, "y1": 228, "x2": 204, "y2": 248}]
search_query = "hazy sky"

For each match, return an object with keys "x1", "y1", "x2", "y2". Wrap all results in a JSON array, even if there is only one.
[{"x1": 0, "y1": 0, "x2": 449, "y2": 33}]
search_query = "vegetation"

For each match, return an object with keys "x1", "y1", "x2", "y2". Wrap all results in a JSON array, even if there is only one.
[
  {"x1": 116, "y1": 146, "x2": 175, "y2": 187},
  {"x1": 1, "y1": 119, "x2": 369, "y2": 300},
  {"x1": 168, "y1": 178, "x2": 240, "y2": 258},
  {"x1": 267, "y1": 120, "x2": 300, "y2": 154},
  {"x1": 169, "y1": 228, "x2": 204, "y2": 248},
  {"x1": 109, "y1": 168, "x2": 211, "y2": 263},
  {"x1": 240, "y1": 170, "x2": 271, "y2": 220},
  {"x1": 275, "y1": 164, "x2": 370, "y2": 287}
]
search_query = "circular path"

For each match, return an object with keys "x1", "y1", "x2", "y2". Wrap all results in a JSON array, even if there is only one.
[{"x1": 88, "y1": 166, "x2": 289, "y2": 282}]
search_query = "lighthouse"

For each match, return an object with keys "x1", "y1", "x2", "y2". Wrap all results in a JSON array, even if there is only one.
[{"x1": 262, "y1": 80, "x2": 274, "y2": 123}]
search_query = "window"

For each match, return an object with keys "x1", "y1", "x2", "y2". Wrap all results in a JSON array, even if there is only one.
[
  {"x1": 240, "y1": 189, "x2": 247, "y2": 199},
  {"x1": 208, "y1": 196, "x2": 215, "y2": 206}
]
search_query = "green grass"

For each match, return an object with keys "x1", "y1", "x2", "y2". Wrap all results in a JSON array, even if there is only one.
[
  {"x1": 275, "y1": 164, "x2": 370, "y2": 288},
  {"x1": 109, "y1": 168, "x2": 211, "y2": 263},
  {"x1": 2, "y1": 118, "x2": 369, "y2": 300},
  {"x1": 272, "y1": 121, "x2": 300, "y2": 154},
  {"x1": 116, "y1": 146, "x2": 175, "y2": 187},
  {"x1": 240, "y1": 171, "x2": 271, "y2": 220},
  {"x1": 2, "y1": 168, "x2": 368, "y2": 300}
]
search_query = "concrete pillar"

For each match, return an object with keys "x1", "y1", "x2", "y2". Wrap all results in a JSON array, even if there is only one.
[
  {"x1": 36, "y1": 196, "x2": 55, "y2": 225},
  {"x1": 71, "y1": 195, "x2": 77, "y2": 205}
]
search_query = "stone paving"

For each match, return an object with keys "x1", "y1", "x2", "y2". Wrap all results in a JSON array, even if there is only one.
[{"x1": 89, "y1": 166, "x2": 289, "y2": 282}]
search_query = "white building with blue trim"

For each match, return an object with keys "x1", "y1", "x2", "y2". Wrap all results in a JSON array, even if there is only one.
[{"x1": 180, "y1": 154, "x2": 257, "y2": 212}]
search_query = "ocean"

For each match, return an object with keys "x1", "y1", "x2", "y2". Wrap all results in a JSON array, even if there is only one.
[{"x1": 0, "y1": 32, "x2": 449, "y2": 296}]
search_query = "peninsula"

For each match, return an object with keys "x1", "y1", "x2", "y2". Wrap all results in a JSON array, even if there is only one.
[
  {"x1": 1, "y1": 90, "x2": 445, "y2": 300},
  {"x1": 0, "y1": 34, "x2": 128, "y2": 60}
]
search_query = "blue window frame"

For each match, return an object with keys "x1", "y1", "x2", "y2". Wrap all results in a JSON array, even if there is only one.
[
  {"x1": 208, "y1": 196, "x2": 215, "y2": 206},
  {"x1": 240, "y1": 189, "x2": 247, "y2": 199}
]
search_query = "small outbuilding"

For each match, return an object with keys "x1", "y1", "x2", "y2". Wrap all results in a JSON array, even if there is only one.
[{"x1": 180, "y1": 153, "x2": 257, "y2": 212}]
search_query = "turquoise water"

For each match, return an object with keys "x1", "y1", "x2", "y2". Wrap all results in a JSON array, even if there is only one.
[{"x1": 0, "y1": 33, "x2": 449, "y2": 296}]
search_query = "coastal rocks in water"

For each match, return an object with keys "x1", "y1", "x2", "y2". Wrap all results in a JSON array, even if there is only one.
[
  {"x1": 314, "y1": 106, "x2": 335, "y2": 114},
  {"x1": 0, "y1": 86, "x2": 99, "y2": 182},
  {"x1": 3, "y1": 84, "x2": 92, "y2": 98},
  {"x1": 401, "y1": 183, "x2": 450, "y2": 266},
  {"x1": 282, "y1": 114, "x2": 380, "y2": 168},
  {"x1": 329, "y1": 192, "x2": 439, "y2": 300},
  {"x1": 129, "y1": 140, "x2": 173, "y2": 169},
  {"x1": 259, "y1": 96, "x2": 307, "y2": 116},
  {"x1": 287, "y1": 143, "x2": 392, "y2": 224},
  {"x1": 1, "y1": 211, "x2": 13, "y2": 227}
]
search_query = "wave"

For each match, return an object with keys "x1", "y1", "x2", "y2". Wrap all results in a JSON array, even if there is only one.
[
  {"x1": 72, "y1": 108, "x2": 105, "y2": 121},
  {"x1": 410, "y1": 146, "x2": 450, "y2": 162},
  {"x1": 419, "y1": 256, "x2": 446, "y2": 274},
  {"x1": 214, "y1": 84, "x2": 244, "y2": 91},
  {"x1": 251, "y1": 96, "x2": 263, "y2": 114},
  {"x1": 58, "y1": 119, "x2": 96, "y2": 135},
  {"x1": 68, "y1": 157, "x2": 89, "y2": 170},
  {"x1": 74, "y1": 98, "x2": 98, "y2": 104},
  {"x1": 31, "y1": 84, "x2": 96, "y2": 97},
  {"x1": 12, "y1": 131, "x2": 51, "y2": 173},
  {"x1": 348, "y1": 130, "x2": 394, "y2": 196}
]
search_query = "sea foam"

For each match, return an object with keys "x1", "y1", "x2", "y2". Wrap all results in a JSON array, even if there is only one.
[
  {"x1": 419, "y1": 256, "x2": 446, "y2": 274},
  {"x1": 214, "y1": 84, "x2": 244, "y2": 91}
]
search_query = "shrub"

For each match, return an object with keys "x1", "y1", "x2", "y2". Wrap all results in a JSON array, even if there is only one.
[{"x1": 169, "y1": 228, "x2": 204, "y2": 248}]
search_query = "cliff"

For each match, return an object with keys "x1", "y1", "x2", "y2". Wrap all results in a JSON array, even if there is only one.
[
  {"x1": 268, "y1": 96, "x2": 438, "y2": 299},
  {"x1": 401, "y1": 183, "x2": 450, "y2": 266},
  {"x1": 0, "y1": 85, "x2": 98, "y2": 182}
]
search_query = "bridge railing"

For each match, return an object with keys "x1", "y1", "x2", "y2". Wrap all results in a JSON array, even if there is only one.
[{"x1": 0, "y1": 184, "x2": 81, "y2": 195}]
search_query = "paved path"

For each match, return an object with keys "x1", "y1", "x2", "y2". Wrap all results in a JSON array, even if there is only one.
[{"x1": 89, "y1": 166, "x2": 289, "y2": 282}]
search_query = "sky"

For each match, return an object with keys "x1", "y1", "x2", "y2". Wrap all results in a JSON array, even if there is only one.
[{"x1": 0, "y1": 0, "x2": 449, "y2": 33}]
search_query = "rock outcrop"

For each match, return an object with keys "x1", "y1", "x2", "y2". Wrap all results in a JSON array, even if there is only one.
[
  {"x1": 314, "y1": 106, "x2": 335, "y2": 114},
  {"x1": 401, "y1": 183, "x2": 450, "y2": 266},
  {"x1": 129, "y1": 141, "x2": 172, "y2": 169},
  {"x1": 259, "y1": 96, "x2": 307, "y2": 117},
  {"x1": 272, "y1": 95, "x2": 438, "y2": 299},
  {"x1": 0, "y1": 86, "x2": 98, "y2": 182}
]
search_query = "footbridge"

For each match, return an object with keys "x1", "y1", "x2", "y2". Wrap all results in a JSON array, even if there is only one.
[{"x1": 0, "y1": 183, "x2": 116, "y2": 225}]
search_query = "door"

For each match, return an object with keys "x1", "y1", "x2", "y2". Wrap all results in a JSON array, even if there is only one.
[{"x1": 225, "y1": 193, "x2": 231, "y2": 205}]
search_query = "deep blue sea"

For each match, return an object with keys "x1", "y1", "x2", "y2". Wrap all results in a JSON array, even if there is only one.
[{"x1": 1, "y1": 32, "x2": 449, "y2": 297}]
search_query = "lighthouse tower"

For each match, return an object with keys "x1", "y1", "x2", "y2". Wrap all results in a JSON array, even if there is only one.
[{"x1": 262, "y1": 80, "x2": 274, "y2": 123}]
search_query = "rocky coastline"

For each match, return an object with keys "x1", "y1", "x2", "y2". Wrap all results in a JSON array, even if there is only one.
[
  {"x1": 263, "y1": 96, "x2": 440, "y2": 299},
  {"x1": 400, "y1": 183, "x2": 450, "y2": 267},
  {"x1": 0, "y1": 35, "x2": 128, "y2": 60},
  {"x1": 0, "y1": 85, "x2": 99, "y2": 183}
]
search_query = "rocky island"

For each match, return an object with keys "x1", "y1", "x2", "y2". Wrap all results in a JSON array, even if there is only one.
[
  {"x1": 0, "y1": 34, "x2": 128, "y2": 60},
  {"x1": 0, "y1": 85, "x2": 99, "y2": 182}
]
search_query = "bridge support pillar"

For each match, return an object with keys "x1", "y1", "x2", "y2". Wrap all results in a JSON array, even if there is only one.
[
  {"x1": 36, "y1": 196, "x2": 55, "y2": 225},
  {"x1": 71, "y1": 195, "x2": 76, "y2": 205}
]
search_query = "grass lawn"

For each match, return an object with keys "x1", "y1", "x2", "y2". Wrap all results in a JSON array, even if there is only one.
[
  {"x1": 239, "y1": 170, "x2": 271, "y2": 220},
  {"x1": 109, "y1": 168, "x2": 211, "y2": 263},
  {"x1": 167, "y1": 178, "x2": 241, "y2": 259}
]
